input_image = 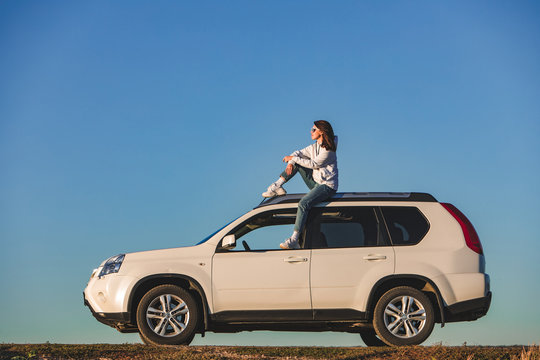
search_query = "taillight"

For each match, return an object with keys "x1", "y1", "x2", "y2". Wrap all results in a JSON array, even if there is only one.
[{"x1": 441, "y1": 203, "x2": 483, "y2": 255}]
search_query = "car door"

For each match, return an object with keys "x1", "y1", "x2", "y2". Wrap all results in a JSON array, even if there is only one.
[
  {"x1": 211, "y1": 209, "x2": 312, "y2": 320},
  {"x1": 307, "y1": 206, "x2": 395, "y2": 320}
]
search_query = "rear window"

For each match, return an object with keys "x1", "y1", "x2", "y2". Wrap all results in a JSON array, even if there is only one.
[
  {"x1": 381, "y1": 207, "x2": 429, "y2": 245},
  {"x1": 307, "y1": 206, "x2": 389, "y2": 248}
]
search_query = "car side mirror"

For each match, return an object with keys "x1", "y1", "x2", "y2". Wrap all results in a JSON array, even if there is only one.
[{"x1": 221, "y1": 234, "x2": 236, "y2": 250}]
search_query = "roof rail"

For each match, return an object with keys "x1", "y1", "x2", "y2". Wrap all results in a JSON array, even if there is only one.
[{"x1": 256, "y1": 192, "x2": 437, "y2": 208}]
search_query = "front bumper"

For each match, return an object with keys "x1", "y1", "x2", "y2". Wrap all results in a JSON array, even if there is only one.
[
  {"x1": 445, "y1": 291, "x2": 492, "y2": 322},
  {"x1": 83, "y1": 292, "x2": 138, "y2": 333}
]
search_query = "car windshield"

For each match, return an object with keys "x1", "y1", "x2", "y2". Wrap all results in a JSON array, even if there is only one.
[{"x1": 196, "y1": 216, "x2": 239, "y2": 245}]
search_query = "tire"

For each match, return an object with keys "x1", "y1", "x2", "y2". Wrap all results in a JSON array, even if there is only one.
[
  {"x1": 136, "y1": 284, "x2": 199, "y2": 346},
  {"x1": 373, "y1": 286, "x2": 435, "y2": 346},
  {"x1": 359, "y1": 328, "x2": 387, "y2": 346}
]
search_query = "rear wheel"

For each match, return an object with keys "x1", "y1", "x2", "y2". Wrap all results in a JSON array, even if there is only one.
[
  {"x1": 359, "y1": 328, "x2": 387, "y2": 346},
  {"x1": 373, "y1": 286, "x2": 435, "y2": 346},
  {"x1": 136, "y1": 284, "x2": 199, "y2": 345}
]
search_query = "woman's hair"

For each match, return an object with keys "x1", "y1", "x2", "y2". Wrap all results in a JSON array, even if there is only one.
[{"x1": 314, "y1": 120, "x2": 337, "y2": 151}]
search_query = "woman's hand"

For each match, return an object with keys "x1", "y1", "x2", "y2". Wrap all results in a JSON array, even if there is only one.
[
  {"x1": 282, "y1": 156, "x2": 293, "y2": 175},
  {"x1": 285, "y1": 163, "x2": 294, "y2": 175}
]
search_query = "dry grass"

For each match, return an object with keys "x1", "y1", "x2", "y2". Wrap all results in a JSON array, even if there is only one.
[
  {"x1": 510, "y1": 345, "x2": 540, "y2": 360},
  {"x1": 1, "y1": 344, "x2": 538, "y2": 360}
]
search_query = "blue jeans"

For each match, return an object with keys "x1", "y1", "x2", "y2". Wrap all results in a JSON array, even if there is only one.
[{"x1": 281, "y1": 164, "x2": 337, "y2": 232}]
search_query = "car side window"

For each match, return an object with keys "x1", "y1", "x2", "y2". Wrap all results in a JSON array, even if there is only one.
[
  {"x1": 380, "y1": 207, "x2": 429, "y2": 245},
  {"x1": 221, "y1": 209, "x2": 297, "y2": 251},
  {"x1": 307, "y1": 206, "x2": 388, "y2": 248}
]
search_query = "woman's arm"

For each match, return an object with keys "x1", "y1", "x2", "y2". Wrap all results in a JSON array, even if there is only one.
[
  {"x1": 289, "y1": 144, "x2": 312, "y2": 159},
  {"x1": 290, "y1": 148, "x2": 336, "y2": 170}
]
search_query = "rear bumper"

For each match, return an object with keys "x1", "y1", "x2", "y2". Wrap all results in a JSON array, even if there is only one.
[
  {"x1": 445, "y1": 291, "x2": 492, "y2": 322},
  {"x1": 83, "y1": 292, "x2": 138, "y2": 333}
]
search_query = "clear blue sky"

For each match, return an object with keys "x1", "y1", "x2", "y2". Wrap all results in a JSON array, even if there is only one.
[{"x1": 1, "y1": 0, "x2": 539, "y2": 346}]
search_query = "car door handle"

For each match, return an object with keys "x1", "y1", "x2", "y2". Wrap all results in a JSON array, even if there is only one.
[
  {"x1": 363, "y1": 254, "x2": 387, "y2": 261},
  {"x1": 284, "y1": 257, "x2": 308, "y2": 263}
]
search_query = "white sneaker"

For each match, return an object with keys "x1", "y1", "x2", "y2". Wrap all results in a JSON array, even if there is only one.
[
  {"x1": 280, "y1": 237, "x2": 300, "y2": 249},
  {"x1": 262, "y1": 184, "x2": 287, "y2": 198}
]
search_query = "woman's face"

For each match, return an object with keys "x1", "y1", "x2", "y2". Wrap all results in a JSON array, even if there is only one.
[{"x1": 311, "y1": 126, "x2": 322, "y2": 141}]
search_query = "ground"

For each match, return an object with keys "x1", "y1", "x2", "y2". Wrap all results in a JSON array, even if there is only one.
[{"x1": 1, "y1": 344, "x2": 539, "y2": 360}]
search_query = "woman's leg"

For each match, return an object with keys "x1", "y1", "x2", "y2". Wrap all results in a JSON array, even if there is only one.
[
  {"x1": 280, "y1": 184, "x2": 336, "y2": 249},
  {"x1": 280, "y1": 164, "x2": 317, "y2": 190},
  {"x1": 266, "y1": 164, "x2": 315, "y2": 198},
  {"x1": 294, "y1": 184, "x2": 336, "y2": 233}
]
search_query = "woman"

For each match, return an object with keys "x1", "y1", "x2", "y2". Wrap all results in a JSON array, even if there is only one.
[{"x1": 262, "y1": 120, "x2": 338, "y2": 249}]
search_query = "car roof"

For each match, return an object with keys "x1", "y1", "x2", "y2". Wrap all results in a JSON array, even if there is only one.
[{"x1": 256, "y1": 192, "x2": 437, "y2": 209}]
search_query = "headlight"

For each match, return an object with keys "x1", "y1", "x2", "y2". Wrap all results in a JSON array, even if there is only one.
[{"x1": 98, "y1": 254, "x2": 125, "y2": 278}]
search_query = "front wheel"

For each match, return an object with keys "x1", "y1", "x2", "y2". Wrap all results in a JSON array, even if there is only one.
[
  {"x1": 136, "y1": 284, "x2": 199, "y2": 345},
  {"x1": 373, "y1": 286, "x2": 435, "y2": 346}
]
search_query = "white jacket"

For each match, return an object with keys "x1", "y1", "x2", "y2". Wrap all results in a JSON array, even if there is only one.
[{"x1": 288, "y1": 136, "x2": 339, "y2": 190}]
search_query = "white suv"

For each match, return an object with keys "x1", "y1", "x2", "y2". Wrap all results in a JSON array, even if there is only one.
[{"x1": 84, "y1": 192, "x2": 491, "y2": 346}]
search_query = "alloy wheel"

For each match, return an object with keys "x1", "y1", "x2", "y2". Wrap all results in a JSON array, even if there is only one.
[
  {"x1": 146, "y1": 294, "x2": 190, "y2": 337},
  {"x1": 383, "y1": 295, "x2": 427, "y2": 339}
]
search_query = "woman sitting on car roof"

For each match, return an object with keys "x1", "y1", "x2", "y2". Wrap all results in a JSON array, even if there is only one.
[{"x1": 262, "y1": 120, "x2": 338, "y2": 249}]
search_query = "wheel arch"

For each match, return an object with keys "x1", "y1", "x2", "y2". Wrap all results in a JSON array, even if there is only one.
[
  {"x1": 366, "y1": 274, "x2": 446, "y2": 326},
  {"x1": 128, "y1": 274, "x2": 210, "y2": 333}
]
